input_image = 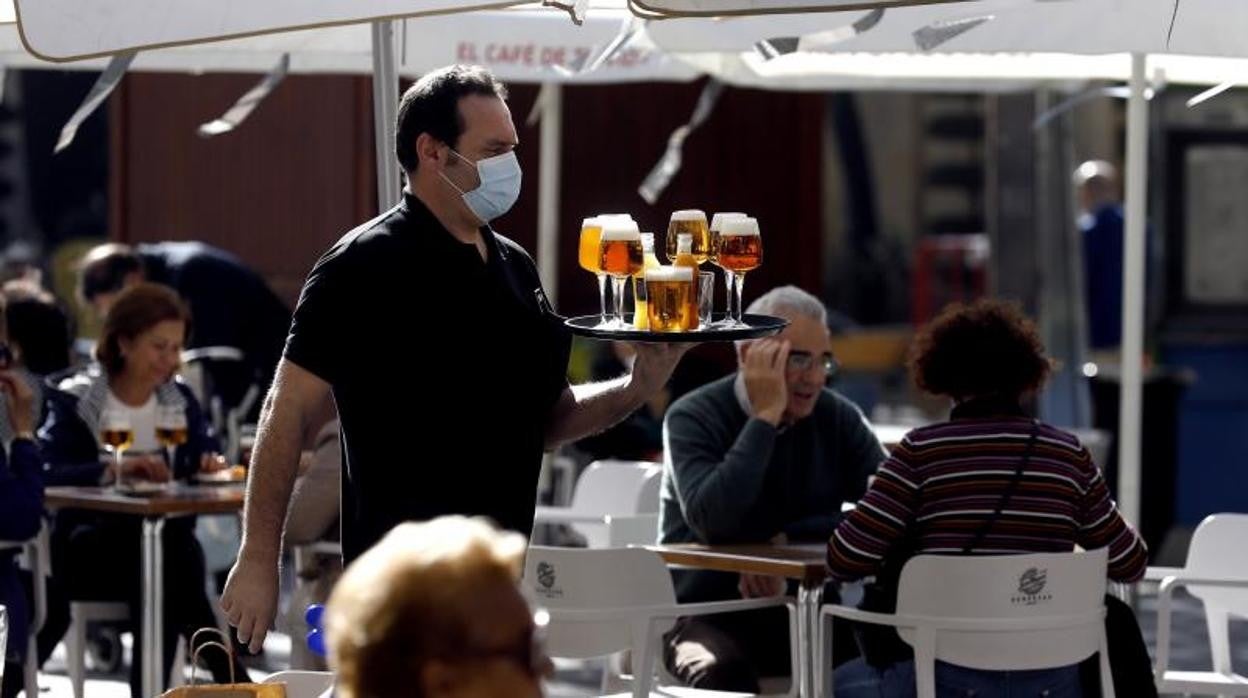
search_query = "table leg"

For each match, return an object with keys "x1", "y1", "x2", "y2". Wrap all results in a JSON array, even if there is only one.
[
  {"x1": 797, "y1": 581, "x2": 824, "y2": 698},
  {"x1": 142, "y1": 518, "x2": 166, "y2": 698}
]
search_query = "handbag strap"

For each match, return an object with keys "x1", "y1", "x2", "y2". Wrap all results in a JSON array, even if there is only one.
[
  {"x1": 962, "y1": 419, "x2": 1040, "y2": 554},
  {"x1": 189, "y1": 628, "x2": 236, "y2": 685}
]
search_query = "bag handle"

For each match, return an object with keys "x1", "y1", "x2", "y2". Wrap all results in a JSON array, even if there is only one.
[
  {"x1": 962, "y1": 419, "x2": 1040, "y2": 554},
  {"x1": 189, "y1": 628, "x2": 236, "y2": 686}
]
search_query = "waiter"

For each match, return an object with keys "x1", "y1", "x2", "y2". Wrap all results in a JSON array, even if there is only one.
[{"x1": 221, "y1": 64, "x2": 687, "y2": 651}]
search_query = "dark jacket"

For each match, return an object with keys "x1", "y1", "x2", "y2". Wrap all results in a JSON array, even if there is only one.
[{"x1": 0, "y1": 438, "x2": 43, "y2": 665}]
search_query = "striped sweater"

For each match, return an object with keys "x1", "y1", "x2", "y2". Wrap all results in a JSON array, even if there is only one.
[{"x1": 827, "y1": 412, "x2": 1148, "y2": 583}]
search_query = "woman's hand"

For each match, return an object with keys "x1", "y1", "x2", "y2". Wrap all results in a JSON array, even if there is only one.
[
  {"x1": 114, "y1": 454, "x2": 172, "y2": 483},
  {"x1": 0, "y1": 370, "x2": 35, "y2": 435}
]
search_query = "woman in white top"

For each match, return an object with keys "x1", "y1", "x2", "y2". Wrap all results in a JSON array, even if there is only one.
[{"x1": 39, "y1": 282, "x2": 241, "y2": 697}]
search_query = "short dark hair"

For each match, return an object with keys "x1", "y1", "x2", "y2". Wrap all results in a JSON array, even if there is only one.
[
  {"x1": 394, "y1": 65, "x2": 508, "y2": 174},
  {"x1": 78, "y1": 243, "x2": 144, "y2": 303},
  {"x1": 3, "y1": 281, "x2": 72, "y2": 376},
  {"x1": 907, "y1": 299, "x2": 1053, "y2": 400},
  {"x1": 95, "y1": 283, "x2": 189, "y2": 376}
]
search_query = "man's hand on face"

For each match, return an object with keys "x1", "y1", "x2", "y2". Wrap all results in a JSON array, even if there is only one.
[{"x1": 743, "y1": 339, "x2": 790, "y2": 426}]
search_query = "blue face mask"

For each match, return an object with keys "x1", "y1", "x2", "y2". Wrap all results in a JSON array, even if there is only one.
[{"x1": 441, "y1": 148, "x2": 522, "y2": 224}]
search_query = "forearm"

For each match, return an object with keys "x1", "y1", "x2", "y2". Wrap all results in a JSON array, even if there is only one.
[
  {"x1": 545, "y1": 375, "x2": 646, "y2": 449},
  {"x1": 238, "y1": 391, "x2": 309, "y2": 562}
]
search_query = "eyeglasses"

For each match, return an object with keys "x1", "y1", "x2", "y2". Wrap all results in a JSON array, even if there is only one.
[{"x1": 786, "y1": 351, "x2": 838, "y2": 378}]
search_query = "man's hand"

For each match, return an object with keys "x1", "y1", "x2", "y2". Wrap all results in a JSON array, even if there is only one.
[
  {"x1": 738, "y1": 573, "x2": 787, "y2": 598},
  {"x1": 220, "y1": 552, "x2": 280, "y2": 653},
  {"x1": 743, "y1": 339, "x2": 790, "y2": 426}
]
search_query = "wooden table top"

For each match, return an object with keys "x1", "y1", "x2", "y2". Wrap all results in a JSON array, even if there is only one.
[
  {"x1": 44, "y1": 484, "x2": 245, "y2": 516},
  {"x1": 646, "y1": 542, "x2": 829, "y2": 586}
]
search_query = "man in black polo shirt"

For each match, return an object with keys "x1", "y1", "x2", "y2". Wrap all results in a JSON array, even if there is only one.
[{"x1": 220, "y1": 64, "x2": 687, "y2": 651}]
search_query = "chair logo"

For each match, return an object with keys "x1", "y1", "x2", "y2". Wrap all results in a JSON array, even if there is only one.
[
  {"x1": 534, "y1": 561, "x2": 563, "y2": 599},
  {"x1": 1011, "y1": 567, "x2": 1051, "y2": 605},
  {"x1": 537, "y1": 562, "x2": 556, "y2": 589}
]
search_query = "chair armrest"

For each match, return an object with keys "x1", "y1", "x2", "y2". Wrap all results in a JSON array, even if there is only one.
[
  {"x1": 532, "y1": 507, "x2": 606, "y2": 525},
  {"x1": 544, "y1": 596, "x2": 792, "y2": 623},
  {"x1": 1143, "y1": 566, "x2": 1184, "y2": 582}
]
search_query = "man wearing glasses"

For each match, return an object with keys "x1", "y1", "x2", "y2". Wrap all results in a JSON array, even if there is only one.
[{"x1": 658, "y1": 285, "x2": 886, "y2": 693}]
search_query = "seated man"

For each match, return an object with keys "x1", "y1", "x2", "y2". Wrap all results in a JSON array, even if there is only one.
[
  {"x1": 326, "y1": 516, "x2": 552, "y2": 698},
  {"x1": 659, "y1": 285, "x2": 886, "y2": 692}
]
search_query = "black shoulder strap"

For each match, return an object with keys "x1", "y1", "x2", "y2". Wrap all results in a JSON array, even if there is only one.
[{"x1": 963, "y1": 419, "x2": 1041, "y2": 554}]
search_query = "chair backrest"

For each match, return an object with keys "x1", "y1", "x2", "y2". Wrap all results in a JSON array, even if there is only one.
[
  {"x1": 523, "y1": 546, "x2": 676, "y2": 659},
  {"x1": 569, "y1": 460, "x2": 662, "y2": 516},
  {"x1": 262, "y1": 670, "x2": 334, "y2": 697},
  {"x1": 896, "y1": 549, "x2": 1108, "y2": 671},
  {"x1": 1184, "y1": 513, "x2": 1248, "y2": 617}
]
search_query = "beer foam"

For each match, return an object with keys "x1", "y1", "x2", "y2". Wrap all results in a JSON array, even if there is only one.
[
  {"x1": 720, "y1": 217, "x2": 760, "y2": 236},
  {"x1": 600, "y1": 218, "x2": 641, "y2": 241},
  {"x1": 581, "y1": 216, "x2": 602, "y2": 228},
  {"x1": 645, "y1": 266, "x2": 694, "y2": 282},
  {"x1": 670, "y1": 209, "x2": 707, "y2": 223},
  {"x1": 710, "y1": 212, "x2": 747, "y2": 230}
]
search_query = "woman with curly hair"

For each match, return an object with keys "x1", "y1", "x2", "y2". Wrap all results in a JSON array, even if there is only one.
[{"x1": 826, "y1": 299, "x2": 1147, "y2": 697}]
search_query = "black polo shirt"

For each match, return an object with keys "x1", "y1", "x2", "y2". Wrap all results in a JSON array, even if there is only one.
[{"x1": 284, "y1": 193, "x2": 572, "y2": 562}]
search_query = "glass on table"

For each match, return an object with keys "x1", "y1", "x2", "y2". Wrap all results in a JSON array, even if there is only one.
[{"x1": 99, "y1": 407, "x2": 134, "y2": 489}]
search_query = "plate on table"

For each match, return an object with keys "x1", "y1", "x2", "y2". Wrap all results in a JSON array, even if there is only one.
[
  {"x1": 565, "y1": 313, "x2": 788, "y2": 343},
  {"x1": 115, "y1": 480, "x2": 172, "y2": 498},
  {"x1": 193, "y1": 466, "x2": 247, "y2": 486}
]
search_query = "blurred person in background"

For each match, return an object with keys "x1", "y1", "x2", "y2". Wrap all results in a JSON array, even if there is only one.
[
  {"x1": 326, "y1": 516, "x2": 551, "y2": 698},
  {"x1": 660, "y1": 286, "x2": 885, "y2": 692},
  {"x1": 0, "y1": 294, "x2": 44, "y2": 698},
  {"x1": 38, "y1": 283, "x2": 244, "y2": 696},
  {"x1": 77, "y1": 241, "x2": 290, "y2": 404}
]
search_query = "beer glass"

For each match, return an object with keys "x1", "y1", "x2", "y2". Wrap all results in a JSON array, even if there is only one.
[
  {"x1": 697, "y1": 271, "x2": 714, "y2": 329},
  {"x1": 156, "y1": 404, "x2": 188, "y2": 474},
  {"x1": 709, "y1": 212, "x2": 747, "y2": 326},
  {"x1": 100, "y1": 407, "x2": 134, "y2": 489},
  {"x1": 578, "y1": 216, "x2": 609, "y2": 327},
  {"x1": 719, "y1": 217, "x2": 763, "y2": 327},
  {"x1": 664, "y1": 210, "x2": 710, "y2": 265},
  {"x1": 645, "y1": 266, "x2": 696, "y2": 332},
  {"x1": 598, "y1": 219, "x2": 643, "y2": 328}
]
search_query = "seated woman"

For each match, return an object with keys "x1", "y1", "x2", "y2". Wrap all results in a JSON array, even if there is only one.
[
  {"x1": 326, "y1": 516, "x2": 552, "y2": 698},
  {"x1": 827, "y1": 299, "x2": 1147, "y2": 698},
  {"x1": 0, "y1": 354, "x2": 43, "y2": 698},
  {"x1": 38, "y1": 282, "x2": 240, "y2": 697}
]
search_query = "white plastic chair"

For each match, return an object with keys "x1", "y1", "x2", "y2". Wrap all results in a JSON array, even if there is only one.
[
  {"x1": 821, "y1": 549, "x2": 1113, "y2": 698},
  {"x1": 523, "y1": 546, "x2": 798, "y2": 698},
  {"x1": 1150, "y1": 513, "x2": 1248, "y2": 696},
  {"x1": 0, "y1": 524, "x2": 48, "y2": 698},
  {"x1": 533, "y1": 461, "x2": 662, "y2": 548},
  {"x1": 263, "y1": 669, "x2": 335, "y2": 697}
]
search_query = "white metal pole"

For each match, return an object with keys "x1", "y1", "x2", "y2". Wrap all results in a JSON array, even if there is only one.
[
  {"x1": 371, "y1": 20, "x2": 400, "y2": 214},
  {"x1": 537, "y1": 83, "x2": 563, "y2": 306},
  {"x1": 1118, "y1": 53, "x2": 1148, "y2": 528}
]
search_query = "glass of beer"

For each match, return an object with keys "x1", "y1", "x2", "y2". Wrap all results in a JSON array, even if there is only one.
[
  {"x1": 100, "y1": 407, "x2": 135, "y2": 489},
  {"x1": 664, "y1": 210, "x2": 710, "y2": 264},
  {"x1": 709, "y1": 212, "x2": 747, "y2": 327},
  {"x1": 719, "y1": 216, "x2": 763, "y2": 327},
  {"x1": 646, "y1": 266, "x2": 697, "y2": 332},
  {"x1": 598, "y1": 218, "x2": 643, "y2": 328},
  {"x1": 156, "y1": 404, "x2": 188, "y2": 474},
  {"x1": 578, "y1": 216, "x2": 609, "y2": 327}
]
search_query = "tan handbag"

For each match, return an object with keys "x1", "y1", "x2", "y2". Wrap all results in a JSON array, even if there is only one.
[{"x1": 160, "y1": 629, "x2": 286, "y2": 697}]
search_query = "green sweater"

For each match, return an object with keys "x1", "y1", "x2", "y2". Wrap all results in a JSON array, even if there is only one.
[{"x1": 659, "y1": 374, "x2": 886, "y2": 602}]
